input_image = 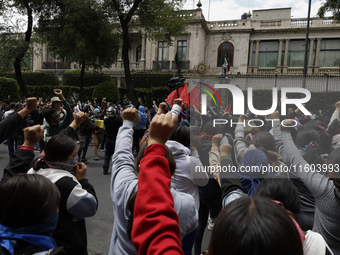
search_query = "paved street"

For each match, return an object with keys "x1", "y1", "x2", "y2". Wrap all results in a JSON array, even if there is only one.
[{"x1": 0, "y1": 141, "x2": 212, "y2": 255}]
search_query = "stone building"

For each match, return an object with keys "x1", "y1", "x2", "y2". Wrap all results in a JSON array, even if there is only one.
[{"x1": 32, "y1": 7, "x2": 340, "y2": 77}]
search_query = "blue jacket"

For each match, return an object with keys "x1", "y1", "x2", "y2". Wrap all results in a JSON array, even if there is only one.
[{"x1": 138, "y1": 106, "x2": 147, "y2": 130}]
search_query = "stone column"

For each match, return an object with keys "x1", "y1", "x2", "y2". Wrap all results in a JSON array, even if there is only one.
[
  {"x1": 247, "y1": 40, "x2": 254, "y2": 73},
  {"x1": 314, "y1": 38, "x2": 322, "y2": 74},
  {"x1": 253, "y1": 40, "x2": 260, "y2": 74},
  {"x1": 277, "y1": 39, "x2": 283, "y2": 73},
  {"x1": 282, "y1": 39, "x2": 290, "y2": 74},
  {"x1": 307, "y1": 39, "x2": 315, "y2": 74},
  {"x1": 42, "y1": 44, "x2": 46, "y2": 69},
  {"x1": 139, "y1": 33, "x2": 146, "y2": 70},
  {"x1": 117, "y1": 77, "x2": 121, "y2": 88},
  {"x1": 116, "y1": 48, "x2": 122, "y2": 69}
]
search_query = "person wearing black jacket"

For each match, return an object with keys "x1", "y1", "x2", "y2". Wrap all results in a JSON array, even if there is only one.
[
  {"x1": 0, "y1": 98, "x2": 37, "y2": 149},
  {"x1": 78, "y1": 104, "x2": 94, "y2": 164},
  {"x1": 102, "y1": 106, "x2": 123, "y2": 175}
]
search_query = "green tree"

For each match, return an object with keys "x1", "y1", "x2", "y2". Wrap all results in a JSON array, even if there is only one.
[
  {"x1": 318, "y1": 0, "x2": 340, "y2": 20},
  {"x1": 105, "y1": 0, "x2": 188, "y2": 104},
  {"x1": 35, "y1": 0, "x2": 120, "y2": 101},
  {"x1": 0, "y1": 0, "x2": 46, "y2": 96}
]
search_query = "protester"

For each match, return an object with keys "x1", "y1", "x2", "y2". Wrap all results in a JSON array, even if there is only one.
[
  {"x1": 166, "y1": 124, "x2": 208, "y2": 254},
  {"x1": 109, "y1": 107, "x2": 197, "y2": 255},
  {"x1": 138, "y1": 105, "x2": 147, "y2": 140},
  {"x1": 0, "y1": 174, "x2": 66, "y2": 255},
  {"x1": 207, "y1": 197, "x2": 304, "y2": 255},
  {"x1": 92, "y1": 101, "x2": 107, "y2": 160},
  {"x1": 2, "y1": 90, "x2": 340, "y2": 255},
  {"x1": 278, "y1": 118, "x2": 340, "y2": 254},
  {"x1": 28, "y1": 133, "x2": 98, "y2": 255},
  {"x1": 102, "y1": 105, "x2": 122, "y2": 175},
  {"x1": 78, "y1": 103, "x2": 94, "y2": 164},
  {"x1": 51, "y1": 96, "x2": 66, "y2": 120},
  {"x1": 42, "y1": 89, "x2": 73, "y2": 144}
]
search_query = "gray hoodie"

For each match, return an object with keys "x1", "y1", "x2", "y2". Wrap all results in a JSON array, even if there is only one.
[{"x1": 108, "y1": 120, "x2": 198, "y2": 255}]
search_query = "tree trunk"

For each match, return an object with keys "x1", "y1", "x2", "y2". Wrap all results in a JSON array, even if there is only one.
[
  {"x1": 14, "y1": 4, "x2": 33, "y2": 97},
  {"x1": 79, "y1": 61, "x2": 86, "y2": 102},
  {"x1": 121, "y1": 21, "x2": 136, "y2": 104},
  {"x1": 14, "y1": 60, "x2": 27, "y2": 97}
]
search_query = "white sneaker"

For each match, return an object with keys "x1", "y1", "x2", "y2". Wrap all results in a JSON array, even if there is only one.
[{"x1": 207, "y1": 221, "x2": 215, "y2": 231}]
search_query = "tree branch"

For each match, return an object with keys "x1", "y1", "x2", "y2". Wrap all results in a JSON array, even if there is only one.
[{"x1": 125, "y1": 0, "x2": 143, "y2": 24}]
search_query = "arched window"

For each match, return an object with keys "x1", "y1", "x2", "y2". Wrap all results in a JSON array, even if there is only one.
[
  {"x1": 217, "y1": 42, "x2": 234, "y2": 67},
  {"x1": 136, "y1": 45, "x2": 141, "y2": 62}
]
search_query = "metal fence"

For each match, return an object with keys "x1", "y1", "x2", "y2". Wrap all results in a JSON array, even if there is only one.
[
  {"x1": 188, "y1": 75, "x2": 340, "y2": 115},
  {"x1": 188, "y1": 74, "x2": 340, "y2": 93}
]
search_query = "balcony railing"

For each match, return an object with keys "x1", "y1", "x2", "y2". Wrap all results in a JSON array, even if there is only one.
[
  {"x1": 260, "y1": 21, "x2": 281, "y2": 27},
  {"x1": 322, "y1": 19, "x2": 340, "y2": 25},
  {"x1": 152, "y1": 61, "x2": 170, "y2": 70},
  {"x1": 171, "y1": 60, "x2": 190, "y2": 70},
  {"x1": 290, "y1": 20, "x2": 312, "y2": 26},
  {"x1": 43, "y1": 62, "x2": 71, "y2": 69}
]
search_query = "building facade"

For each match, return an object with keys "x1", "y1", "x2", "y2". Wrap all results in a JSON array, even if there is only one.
[{"x1": 32, "y1": 7, "x2": 340, "y2": 76}]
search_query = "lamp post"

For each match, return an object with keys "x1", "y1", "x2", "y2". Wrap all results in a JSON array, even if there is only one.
[{"x1": 302, "y1": 0, "x2": 312, "y2": 89}]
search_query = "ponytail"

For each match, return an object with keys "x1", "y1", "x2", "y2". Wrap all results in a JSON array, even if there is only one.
[{"x1": 31, "y1": 158, "x2": 48, "y2": 171}]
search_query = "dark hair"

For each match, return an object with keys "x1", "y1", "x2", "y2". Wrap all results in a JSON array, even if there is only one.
[
  {"x1": 202, "y1": 120, "x2": 224, "y2": 136},
  {"x1": 328, "y1": 118, "x2": 340, "y2": 137},
  {"x1": 295, "y1": 128, "x2": 320, "y2": 148},
  {"x1": 9, "y1": 102, "x2": 15, "y2": 109},
  {"x1": 134, "y1": 143, "x2": 176, "y2": 176},
  {"x1": 303, "y1": 148, "x2": 324, "y2": 165},
  {"x1": 127, "y1": 143, "x2": 176, "y2": 239},
  {"x1": 42, "y1": 107, "x2": 57, "y2": 122},
  {"x1": 0, "y1": 174, "x2": 60, "y2": 229},
  {"x1": 32, "y1": 135, "x2": 76, "y2": 170},
  {"x1": 255, "y1": 178, "x2": 300, "y2": 214},
  {"x1": 250, "y1": 131, "x2": 275, "y2": 151},
  {"x1": 169, "y1": 125, "x2": 190, "y2": 147},
  {"x1": 208, "y1": 197, "x2": 303, "y2": 255},
  {"x1": 306, "y1": 120, "x2": 332, "y2": 152},
  {"x1": 326, "y1": 147, "x2": 340, "y2": 199},
  {"x1": 14, "y1": 102, "x2": 22, "y2": 110},
  {"x1": 294, "y1": 128, "x2": 326, "y2": 165},
  {"x1": 249, "y1": 131, "x2": 281, "y2": 166}
]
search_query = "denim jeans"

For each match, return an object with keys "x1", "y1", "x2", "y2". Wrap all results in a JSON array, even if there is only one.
[{"x1": 103, "y1": 138, "x2": 116, "y2": 170}]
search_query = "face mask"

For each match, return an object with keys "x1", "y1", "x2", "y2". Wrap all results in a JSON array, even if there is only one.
[{"x1": 44, "y1": 155, "x2": 79, "y2": 173}]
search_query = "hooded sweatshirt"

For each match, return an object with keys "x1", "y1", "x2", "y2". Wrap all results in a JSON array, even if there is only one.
[
  {"x1": 27, "y1": 168, "x2": 97, "y2": 255},
  {"x1": 166, "y1": 140, "x2": 209, "y2": 210},
  {"x1": 109, "y1": 121, "x2": 198, "y2": 255},
  {"x1": 138, "y1": 106, "x2": 147, "y2": 130}
]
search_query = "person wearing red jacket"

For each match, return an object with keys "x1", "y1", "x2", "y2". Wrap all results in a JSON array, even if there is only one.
[{"x1": 131, "y1": 111, "x2": 183, "y2": 255}]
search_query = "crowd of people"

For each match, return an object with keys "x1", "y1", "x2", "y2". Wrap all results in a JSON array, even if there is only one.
[{"x1": 0, "y1": 88, "x2": 339, "y2": 255}]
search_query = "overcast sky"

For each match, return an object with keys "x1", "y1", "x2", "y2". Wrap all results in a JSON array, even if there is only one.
[{"x1": 183, "y1": 0, "x2": 330, "y2": 21}]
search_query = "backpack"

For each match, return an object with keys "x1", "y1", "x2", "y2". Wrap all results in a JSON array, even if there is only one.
[
  {"x1": 82, "y1": 117, "x2": 96, "y2": 131},
  {"x1": 94, "y1": 119, "x2": 104, "y2": 133}
]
